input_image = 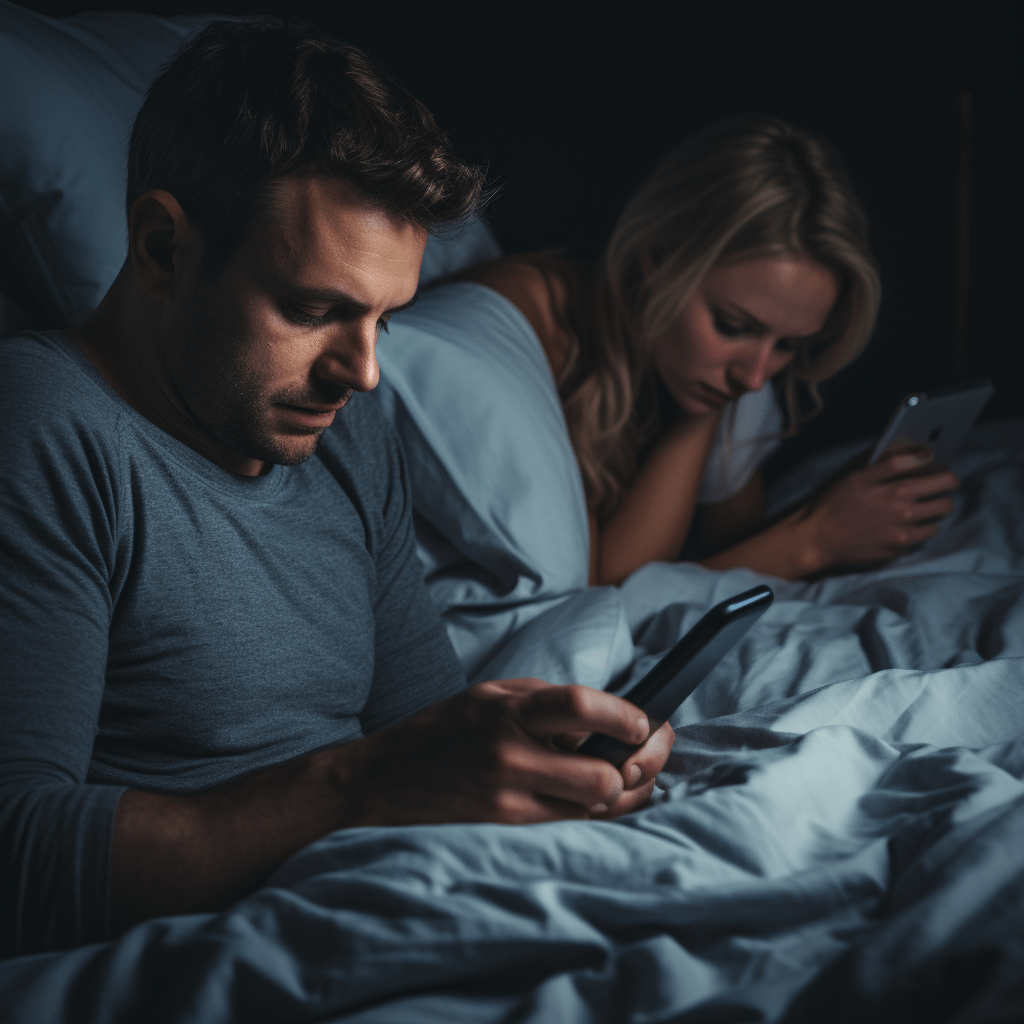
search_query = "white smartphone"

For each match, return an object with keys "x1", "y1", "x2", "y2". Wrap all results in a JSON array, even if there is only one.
[{"x1": 868, "y1": 379, "x2": 993, "y2": 467}]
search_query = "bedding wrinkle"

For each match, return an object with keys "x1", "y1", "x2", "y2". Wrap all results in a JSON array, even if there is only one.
[
  {"x1": 20, "y1": 8, "x2": 1024, "y2": 1016},
  {"x1": 967, "y1": 580, "x2": 1024, "y2": 660},
  {"x1": 372, "y1": 283, "x2": 590, "y2": 679},
  {"x1": 851, "y1": 606, "x2": 908, "y2": 672},
  {"x1": 784, "y1": 794, "x2": 1024, "y2": 1024},
  {"x1": 3, "y1": 709, "x2": 1022, "y2": 1022},
  {"x1": 3, "y1": 236, "x2": 1024, "y2": 1014}
]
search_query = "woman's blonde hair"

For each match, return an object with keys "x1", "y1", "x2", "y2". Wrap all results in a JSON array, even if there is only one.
[{"x1": 535, "y1": 114, "x2": 881, "y2": 520}]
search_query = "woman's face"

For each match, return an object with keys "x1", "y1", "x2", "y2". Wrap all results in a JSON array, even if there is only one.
[{"x1": 653, "y1": 255, "x2": 839, "y2": 417}]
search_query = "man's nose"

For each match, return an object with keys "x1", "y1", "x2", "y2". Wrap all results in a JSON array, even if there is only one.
[{"x1": 315, "y1": 321, "x2": 380, "y2": 393}]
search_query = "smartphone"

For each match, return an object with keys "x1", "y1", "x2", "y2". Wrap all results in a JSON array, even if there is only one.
[
  {"x1": 868, "y1": 379, "x2": 993, "y2": 468},
  {"x1": 577, "y1": 585, "x2": 774, "y2": 767}
]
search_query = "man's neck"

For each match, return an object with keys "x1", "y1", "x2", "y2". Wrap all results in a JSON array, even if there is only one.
[{"x1": 67, "y1": 271, "x2": 270, "y2": 477}]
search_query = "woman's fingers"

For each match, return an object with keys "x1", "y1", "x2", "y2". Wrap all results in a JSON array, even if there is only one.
[
  {"x1": 806, "y1": 444, "x2": 961, "y2": 571},
  {"x1": 893, "y1": 521, "x2": 941, "y2": 547},
  {"x1": 869, "y1": 449, "x2": 934, "y2": 481},
  {"x1": 903, "y1": 494, "x2": 956, "y2": 524},
  {"x1": 872, "y1": 453, "x2": 959, "y2": 493},
  {"x1": 893, "y1": 471, "x2": 960, "y2": 501}
]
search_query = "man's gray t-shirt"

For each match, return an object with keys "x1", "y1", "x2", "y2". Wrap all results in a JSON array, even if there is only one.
[{"x1": 0, "y1": 330, "x2": 466, "y2": 956}]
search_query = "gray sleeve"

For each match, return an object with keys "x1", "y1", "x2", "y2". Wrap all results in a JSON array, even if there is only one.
[
  {"x1": 0, "y1": 339, "x2": 125, "y2": 955},
  {"x1": 358, "y1": 420, "x2": 466, "y2": 736}
]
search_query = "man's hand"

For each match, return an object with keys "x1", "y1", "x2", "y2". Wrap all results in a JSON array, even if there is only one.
[
  {"x1": 337, "y1": 677, "x2": 675, "y2": 825},
  {"x1": 802, "y1": 449, "x2": 959, "y2": 571},
  {"x1": 112, "y1": 677, "x2": 674, "y2": 932}
]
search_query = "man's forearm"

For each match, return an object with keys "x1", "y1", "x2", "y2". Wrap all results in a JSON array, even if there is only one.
[
  {"x1": 111, "y1": 744, "x2": 359, "y2": 932},
  {"x1": 111, "y1": 678, "x2": 675, "y2": 936}
]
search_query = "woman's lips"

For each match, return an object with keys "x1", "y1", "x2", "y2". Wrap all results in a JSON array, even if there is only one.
[{"x1": 695, "y1": 381, "x2": 733, "y2": 406}]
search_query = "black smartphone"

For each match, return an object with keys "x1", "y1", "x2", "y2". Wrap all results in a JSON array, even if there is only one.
[{"x1": 577, "y1": 585, "x2": 774, "y2": 766}]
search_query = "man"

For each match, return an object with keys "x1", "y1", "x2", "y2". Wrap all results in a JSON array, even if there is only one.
[{"x1": 0, "y1": 18, "x2": 672, "y2": 957}]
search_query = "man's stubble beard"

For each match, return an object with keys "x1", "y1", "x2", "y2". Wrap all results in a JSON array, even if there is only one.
[{"x1": 160, "y1": 287, "x2": 351, "y2": 467}]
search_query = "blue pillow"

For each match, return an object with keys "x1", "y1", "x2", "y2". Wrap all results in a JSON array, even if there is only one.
[
  {"x1": 419, "y1": 221, "x2": 502, "y2": 286},
  {"x1": 0, "y1": 2, "x2": 214, "y2": 327},
  {"x1": 0, "y1": 1, "x2": 500, "y2": 331},
  {"x1": 371, "y1": 282, "x2": 590, "y2": 674}
]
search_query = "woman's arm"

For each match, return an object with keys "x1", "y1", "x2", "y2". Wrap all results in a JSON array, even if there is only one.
[
  {"x1": 591, "y1": 412, "x2": 720, "y2": 585},
  {"x1": 700, "y1": 499, "x2": 826, "y2": 579},
  {"x1": 700, "y1": 450, "x2": 960, "y2": 579},
  {"x1": 695, "y1": 472, "x2": 766, "y2": 553},
  {"x1": 694, "y1": 471, "x2": 822, "y2": 577},
  {"x1": 456, "y1": 259, "x2": 725, "y2": 586}
]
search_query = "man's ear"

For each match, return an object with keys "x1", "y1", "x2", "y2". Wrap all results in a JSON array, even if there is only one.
[{"x1": 128, "y1": 190, "x2": 200, "y2": 301}]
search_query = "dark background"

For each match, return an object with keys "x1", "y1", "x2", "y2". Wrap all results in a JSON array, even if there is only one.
[{"x1": 21, "y1": 0, "x2": 1023, "y2": 477}]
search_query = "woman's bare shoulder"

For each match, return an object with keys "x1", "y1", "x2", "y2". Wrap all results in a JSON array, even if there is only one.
[{"x1": 454, "y1": 257, "x2": 574, "y2": 378}]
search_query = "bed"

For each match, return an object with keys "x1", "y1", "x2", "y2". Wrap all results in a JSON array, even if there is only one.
[{"x1": 2, "y1": 4, "x2": 1022, "y2": 1022}]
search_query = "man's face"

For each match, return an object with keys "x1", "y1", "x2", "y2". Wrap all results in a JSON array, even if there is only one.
[{"x1": 159, "y1": 177, "x2": 426, "y2": 468}]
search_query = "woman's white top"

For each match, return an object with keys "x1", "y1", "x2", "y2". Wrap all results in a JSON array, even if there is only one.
[{"x1": 697, "y1": 384, "x2": 785, "y2": 504}]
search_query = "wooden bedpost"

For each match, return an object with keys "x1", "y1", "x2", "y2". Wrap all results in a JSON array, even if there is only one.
[{"x1": 954, "y1": 89, "x2": 972, "y2": 383}]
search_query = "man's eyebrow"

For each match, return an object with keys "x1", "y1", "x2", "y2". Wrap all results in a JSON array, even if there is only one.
[
  {"x1": 287, "y1": 285, "x2": 420, "y2": 314},
  {"x1": 387, "y1": 291, "x2": 419, "y2": 314}
]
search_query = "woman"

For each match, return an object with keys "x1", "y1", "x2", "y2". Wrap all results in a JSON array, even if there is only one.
[{"x1": 459, "y1": 115, "x2": 958, "y2": 585}]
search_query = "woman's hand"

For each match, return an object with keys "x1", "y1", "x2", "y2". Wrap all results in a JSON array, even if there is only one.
[{"x1": 800, "y1": 449, "x2": 959, "y2": 572}]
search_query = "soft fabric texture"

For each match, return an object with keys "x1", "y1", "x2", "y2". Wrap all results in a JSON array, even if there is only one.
[
  {"x1": 0, "y1": 0, "x2": 501, "y2": 333},
  {"x1": 4, "y1": 7, "x2": 1020, "y2": 1016},
  {"x1": 0, "y1": 421, "x2": 1021, "y2": 1022},
  {"x1": 419, "y1": 222, "x2": 502, "y2": 288},
  {"x1": 0, "y1": 330, "x2": 466, "y2": 957},
  {"x1": 371, "y1": 282, "x2": 591, "y2": 677},
  {"x1": 375, "y1": 281, "x2": 789, "y2": 678},
  {"x1": 0, "y1": 2, "x2": 212, "y2": 327}
]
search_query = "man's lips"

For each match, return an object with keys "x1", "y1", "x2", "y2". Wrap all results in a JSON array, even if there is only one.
[
  {"x1": 276, "y1": 399, "x2": 349, "y2": 429},
  {"x1": 285, "y1": 401, "x2": 347, "y2": 414}
]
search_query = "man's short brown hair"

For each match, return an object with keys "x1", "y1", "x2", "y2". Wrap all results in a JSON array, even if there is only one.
[{"x1": 127, "y1": 17, "x2": 487, "y2": 271}]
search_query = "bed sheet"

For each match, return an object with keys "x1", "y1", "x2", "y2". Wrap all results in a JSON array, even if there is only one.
[{"x1": 1, "y1": 422, "x2": 1021, "y2": 1022}]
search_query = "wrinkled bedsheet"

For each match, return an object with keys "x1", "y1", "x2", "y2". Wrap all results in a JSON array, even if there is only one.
[{"x1": 2, "y1": 422, "x2": 1022, "y2": 1023}]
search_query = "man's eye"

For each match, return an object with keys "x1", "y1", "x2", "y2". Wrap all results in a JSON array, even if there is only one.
[
  {"x1": 712, "y1": 312, "x2": 745, "y2": 338},
  {"x1": 285, "y1": 303, "x2": 331, "y2": 327},
  {"x1": 377, "y1": 315, "x2": 391, "y2": 335},
  {"x1": 775, "y1": 338, "x2": 798, "y2": 353}
]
